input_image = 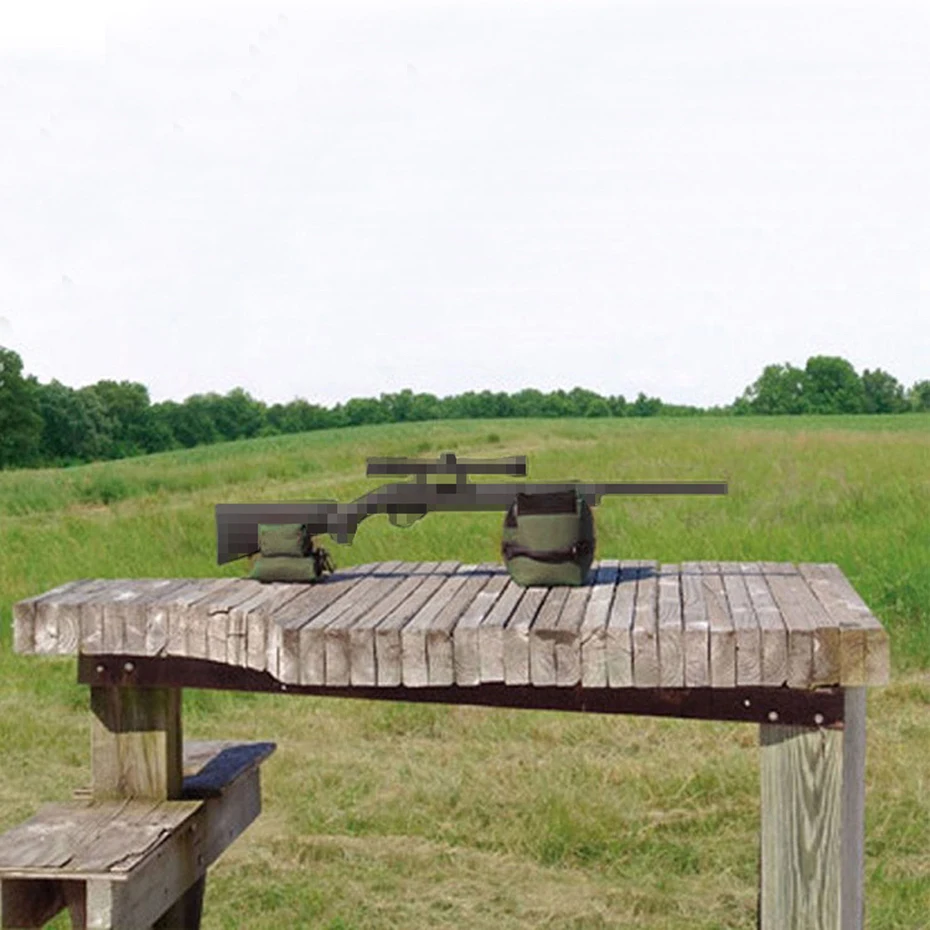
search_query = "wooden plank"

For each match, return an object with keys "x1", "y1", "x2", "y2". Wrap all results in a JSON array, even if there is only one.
[
  {"x1": 0, "y1": 802, "x2": 125, "y2": 871},
  {"x1": 554, "y1": 577, "x2": 594, "y2": 686},
  {"x1": 349, "y1": 565, "x2": 431, "y2": 686},
  {"x1": 204, "y1": 582, "x2": 277, "y2": 664},
  {"x1": 580, "y1": 561, "x2": 619, "y2": 688},
  {"x1": 656, "y1": 564, "x2": 683, "y2": 687},
  {"x1": 700, "y1": 563, "x2": 737, "y2": 688},
  {"x1": 91, "y1": 687, "x2": 183, "y2": 802},
  {"x1": 842, "y1": 688, "x2": 867, "y2": 930},
  {"x1": 324, "y1": 561, "x2": 408, "y2": 686},
  {"x1": 763, "y1": 562, "x2": 841, "y2": 688},
  {"x1": 300, "y1": 563, "x2": 394, "y2": 685},
  {"x1": 139, "y1": 580, "x2": 203, "y2": 658},
  {"x1": 127, "y1": 580, "x2": 194, "y2": 657},
  {"x1": 104, "y1": 768, "x2": 261, "y2": 930},
  {"x1": 605, "y1": 561, "x2": 640, "y2": 687},
  {"x1": 165, "y1": 579, "x2": 238, "y2": 658},
  {"x1": 224, "y1": 582, "x2": 308, "y2": 668},
  {"x1": 179, "y1": 579, "x2": 264, "y2": 662},
  {"x1": 502, "y1": 586, "x2": 549, "y2": 685},
  {"x1": 12, "y1": 579, "x2": 87, "y2": 655},
  {"x1": 426, "y1": 564, "x2": 496, "y2": 686},
  {"x1": 476, "y1": 577, "x2": 524, "y2": 684},
  {"x1": 631, "y1": 562, "x2": 659, "y2": 687},
  {"x1": 100, "y1": 580, "x2": 196, "y2": 656},
  {"x1": 402, "y1": 564, "x2": 474, "y2": 688},
  {"x1": 759, "y1": 691, "x2": 865, "y2": 930},
  {"x1": 453, "y1": 565, "x2": 510, "y2": 686},
  {"x1": 529, "y1": 586, "x2": 572, "y2": 686},
  {"x1": 681, "y1": 562, "x2": 709, "y2": 687},
  {"x1": 741, "y1": 562, "x2": 789, "y2": 687},
  {"x1": 376, "y1": 562, "x2": 457, "y2": 687},
  {"x1": 274, "y1": 564, "x2": 377, "y2": 683},
  {"x1": 720, "y1": 562, "x2": 762, "y2": 687},
  {"x1": 29, "y1": 580, "x2": 108, "y2": 655},
  {"x1": 798, "y1": 564, "x2": 889, "y2": 687}
]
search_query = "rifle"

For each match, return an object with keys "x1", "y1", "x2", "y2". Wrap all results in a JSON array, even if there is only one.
[{"x1": 216, "y1": 452, "x2": 727, "y2": 565}]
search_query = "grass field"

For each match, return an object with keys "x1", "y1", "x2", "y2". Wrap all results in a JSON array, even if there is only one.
[{"x1": 2, "y1": 415, "x2": 928, "y2": 928}]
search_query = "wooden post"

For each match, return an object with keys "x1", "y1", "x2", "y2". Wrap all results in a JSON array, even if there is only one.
[
  {"x1": 90, "y1": 686, "x2": 205, "y2": 929},
  {"x1": 759, "y1": 687, "x2": 866, "y2": 930},
  {"x1": 90, "y1": 687, "x2": 183, "y2": 801}
]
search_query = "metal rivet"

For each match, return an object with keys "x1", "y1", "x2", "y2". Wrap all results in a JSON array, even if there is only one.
[
  {"x1": 767, "y1": 711, "x2": 779, "y2": 722},
  {"x1": 743, "y1": 699, "x2": 751, "y2": 708},
  {"x1": 96, "y1": 664, "x2": 105, "y2": 675},
  {"x1": 281, "y1": 684, "x2": 287, "y2": 691},
  {"x1": 123, "y1": 661, "x2": 134, "y2": 673},
  {"x1": 814, "y1": 713, "x2": 824, "y2": 725}
]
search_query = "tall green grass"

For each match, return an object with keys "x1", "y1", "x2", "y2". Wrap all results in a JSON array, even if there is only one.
[{"x1": 1, "y1": 416, "x2": 928, "y2": 928}]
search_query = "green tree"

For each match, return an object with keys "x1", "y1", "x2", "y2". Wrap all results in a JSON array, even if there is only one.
[
  {"x1": 36, "y1": 379, "x2": 109, "y2": 463},
  {"x1": 907, "y1": 380, "x2": 930, "y2": 412},
  {"x1": 344, "y1": 396, "x2": 388, "y2": 426},
  {"x1": 736, "y1": 363, "x2": 807, "y2": 414},
  {"x1": 631, "y1": 392, "x2": 662, "y2": 417},
  {"x1": 0, "y1": 346, "x2": 43, "y2": 468},
  {"x1": 803, "y1": 356, "x2": 865, "y2": 414},
  {"x1": 861, "y1": 369, "x2": 907, "y2": 413}
]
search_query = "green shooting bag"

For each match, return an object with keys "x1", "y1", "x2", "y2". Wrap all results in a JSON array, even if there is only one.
[
  {"x1": 257, "y1": 523, "x2": 311, "y2": 558},
  {"x1": 249, "y1": 523, "x2": 334, "y2": 583},
  {"x1": 500, "y1": 490, "x2": 595, "y2": 587}
]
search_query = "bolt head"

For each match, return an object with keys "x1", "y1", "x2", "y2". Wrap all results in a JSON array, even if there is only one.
[{"x1": 767, "y1": 711, "x2": 779, "y2": 722}]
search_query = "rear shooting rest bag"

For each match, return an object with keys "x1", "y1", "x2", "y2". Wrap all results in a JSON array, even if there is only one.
[{"x1": 500, "y1": 490, "x2": 595, "y2": 586}]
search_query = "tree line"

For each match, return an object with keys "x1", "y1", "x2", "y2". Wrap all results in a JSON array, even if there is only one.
[{"x1": 0, "y1": 346, "x2": 927, "y2": 470}]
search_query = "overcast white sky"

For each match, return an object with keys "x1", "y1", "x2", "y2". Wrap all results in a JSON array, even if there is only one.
[{"x1": 1, "y1": 0, "x2": 927, "y2": 409}]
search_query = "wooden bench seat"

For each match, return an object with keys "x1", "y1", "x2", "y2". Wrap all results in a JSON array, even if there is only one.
[{"x1": 0, "y1": 741, "x2": 275, "y2": 930}]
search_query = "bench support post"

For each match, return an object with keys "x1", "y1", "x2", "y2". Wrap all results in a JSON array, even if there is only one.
[
  {"x1": 759, "y1": 687, "x2": 865, "y2": 930},
  {"x1": 89, "y1": 686, "x2": 205, "y2": 929},
  {"x1": 90, "y1": 686, "x2": 183, "y2": 802}
]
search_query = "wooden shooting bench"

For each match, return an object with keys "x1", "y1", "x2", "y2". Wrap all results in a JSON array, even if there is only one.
[{"x1": 9, "y1": 560, "x2": 889, "y2": 929}]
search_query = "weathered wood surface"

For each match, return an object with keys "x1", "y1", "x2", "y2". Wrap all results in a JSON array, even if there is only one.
[
  {"x1": 759, "y1": 688, "x2": 866, "y2": 929},
  {"x1": 0, "y1": 741, "x2": 273, "y2": 929},
  {"x1": 13, "y1": 563, "x2": 890, "y2": 689}
]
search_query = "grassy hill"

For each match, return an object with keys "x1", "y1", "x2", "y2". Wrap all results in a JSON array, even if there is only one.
[{"x1": 2, "y1": 416, "x2": 928, "y2": 928}]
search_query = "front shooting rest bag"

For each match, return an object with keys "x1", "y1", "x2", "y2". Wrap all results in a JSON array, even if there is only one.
[
  {"x1": 250, "y1": 523, "x2": 334, "y2": 583},
  {"x1": 501, "y1": 490, "x2": 595, "y2": 587}
]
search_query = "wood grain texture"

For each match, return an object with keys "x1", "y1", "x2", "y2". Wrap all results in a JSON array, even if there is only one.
[
  {"x1": 13, "y1": 580, "x2": 86, "y2": 655},
  {"x1": 719, "y1": 563, "x2": 762, "y2": 687},
  {"x1": 580, "y1": 561, "x2": 618, "y2": 688},
  {"x1": 477, "y1": 579, "x2": 525, "y2": 684},
  {"x1": 798, "y1": 564, "x2": 889, "y2": 687},
  {"x1": 763, "y1": 562, "x2": 841, "y2": 688},
  {"x1": 91, "y1": 687, "x2": 183, "y2": 802},
  {"x1": 606, "y1": 562, "x2": 640, "y2": 687},
  {"x1": 350, "y1": 564, "x2": 429, "y2": 686},
  {"x1": 760, "y1": 723, "x2": 843, "y2": 929},
  {"x1": 657, "y1": 564, "x2": 683, "y2": 687},
  {"x1": 271, "y1": 563, "x2": 377, "y2": 683},
  {"x1": 376, "y1": 562, "x2": 456, "y2": 687},
  {"x1": 501, "y1": 586, "x2": 549, "y2": 685},
  {"x1": 426, "y1": 564, "x2": 496, "y2": 686},
  {"x1": 453, "y1": 566, "x2": 511, "y2": 686},
  {"x1": 529, "y1": 585, "x2": 571, "y2": 687},
  {"x1": 324, "y1": 561, "x2": 407, "y2": 686},
  {"x1": 402, "y1": 564, "x2": 474, "y2": 687},
  {"x1": 554, "y1": 578, "x2": 594, "y2": 686},
  {"x1": 701, "y1": 563, "x2": 737, "y2": 688},
  {"x1": 681, "y1": 562, "x2": 710, "y2": 687},
  {"x1": 11, "y1": 563, "x2": 889, "y2": 688},
  {"x1": 741, "y1": 563, "x2": 789, "y2": 687}
]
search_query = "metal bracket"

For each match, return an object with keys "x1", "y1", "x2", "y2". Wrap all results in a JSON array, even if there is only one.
[{"x1": 79, "y1": 655, "x2": 845, "y2": 728}]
